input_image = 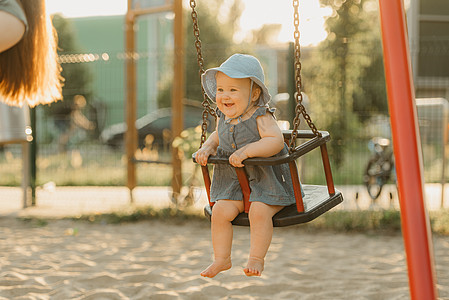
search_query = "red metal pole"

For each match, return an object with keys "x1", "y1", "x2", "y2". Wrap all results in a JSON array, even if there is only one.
[{"x1": 378, "y1": 1, "x2": 438, "y2": 299}]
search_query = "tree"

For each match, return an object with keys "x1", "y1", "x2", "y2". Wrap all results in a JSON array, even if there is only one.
[
  {"x1": 45, "y1": 14, "x2": 93, "y2": 126},
  {"x1": 157, "y1": 0, "x2": 244, "y2": 107},
  {"x1": 249, "y1": 24, "x2": 282, "y2": 45},
  {"x1": 185, "y1": 0, "x2": 243, "y2": 105},
  {"x1": 304, "y1": 0, "x2": 386, "y2": 167}
]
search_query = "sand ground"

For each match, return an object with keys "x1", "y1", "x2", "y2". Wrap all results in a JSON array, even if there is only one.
[
  {"x1": 1, "y1": 218, "x2": 449, "y2": 299},
  {"x1": 1, "y1": 185, "x2": 449, "y2": 299}
]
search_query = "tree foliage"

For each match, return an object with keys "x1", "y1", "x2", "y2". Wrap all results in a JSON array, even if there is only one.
[
  {"x1": 184, "y1": 0, "x2": 244, "y2": 104},
  {"x1": 249, "y1": 24, "x2": 282, "y2": 45},
  {"x1": 157, "y1": 0, "x2": 244, "y2": 108},
  {"x1": 46, "y1": 14, "x2": 93, "y2": 120},
  {"x1": 303, "y1": 0, "x2": 387, "y2": 167}
]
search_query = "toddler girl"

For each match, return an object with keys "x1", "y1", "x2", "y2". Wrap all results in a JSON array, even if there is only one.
[{"x1": 195, "y1": 54, "x2": 297, "y2": 277}]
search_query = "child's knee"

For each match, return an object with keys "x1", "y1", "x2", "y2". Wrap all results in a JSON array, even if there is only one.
[
  {"x1": 248, "y1": 203, "x2": 269, "y2": 223},
  {"x1": 212, "y1": 200, "x2": 241, "y2": 221}
]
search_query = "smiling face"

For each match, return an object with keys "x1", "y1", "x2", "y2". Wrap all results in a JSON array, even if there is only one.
[{"x1": 215, "y1": 72, "x2": 260, "y2": 120}]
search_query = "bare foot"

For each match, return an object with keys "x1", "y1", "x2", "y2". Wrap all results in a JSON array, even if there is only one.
[
  {"x1": 243, "y1": 257, "x2": 264, "y2": 276},
  {"x1": 200, "y1": 257, "x2": 232, "y2": 278}
]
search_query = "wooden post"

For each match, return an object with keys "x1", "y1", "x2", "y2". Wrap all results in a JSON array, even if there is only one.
[
  {"x1": 125, "y1": 1, "x2": 137, "y2": 201},
  {"x1": 201, "y1": 165, "x2": 213, "y2": 207},
  {"x1": 235, "y1": 168, "x2": 251, "y2": 213},
  {"x1": 126, "y1": 0, "x2": 179, "y2": 202},
  {"x1": 320, "y1": 144, "x2": 336, "y2": 195},
  {"x1": 441, "y1": 109, "x2": 448, "y2": 209},
  {"x1": 288, "y1": 161, "x2": 304, "y2": 213},
  {"x1": 21, "y1": 141, "x2": 30, "y2": 208},
  {"x1": 171, "y1": 0, "x2": 184, "y2": 201},
  {"x1": 30, "y1": 107, "x2": 36, "y2": 206}
]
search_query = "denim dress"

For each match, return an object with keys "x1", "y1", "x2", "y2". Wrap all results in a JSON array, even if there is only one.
[{"x1": 210, "y1": 106, "x2": 297, "y2": 206}]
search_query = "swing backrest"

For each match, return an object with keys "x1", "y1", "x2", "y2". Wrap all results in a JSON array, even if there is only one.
[{"x1": 204, "y1": 130, "x2": 330, "y2": 166}]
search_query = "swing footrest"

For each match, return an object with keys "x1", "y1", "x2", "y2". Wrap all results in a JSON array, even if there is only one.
[{"x1": 203, "y1": 185, "x2": 343, "y2": 227}]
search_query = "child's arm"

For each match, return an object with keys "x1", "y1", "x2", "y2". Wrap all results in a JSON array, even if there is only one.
[
  {"x1": 194, "y1": 129, "x2": 219, "y2": 166},
  {"x1": 229, "y1": 113, "x2": 284, "y2": 167}
]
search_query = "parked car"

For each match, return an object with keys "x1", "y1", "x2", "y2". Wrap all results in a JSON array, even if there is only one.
[{"x1": 100, "y1": 105, "x2": 215, "y2": 150}]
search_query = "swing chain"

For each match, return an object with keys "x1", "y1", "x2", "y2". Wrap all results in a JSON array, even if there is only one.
[
  {"x1": 190, "y1": 0, "x2": 216, "y2": 148},
  {"x1": 289, "y1": 0, "x2": 321, "y2": 153}
]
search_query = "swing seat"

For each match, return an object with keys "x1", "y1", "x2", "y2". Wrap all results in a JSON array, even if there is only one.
[
  {"x1": 195, "y1": 130, "x2": 344, "y2": 227},
  {"x1": 205, "y1": 185, "x2": 343, "y2": 227}
]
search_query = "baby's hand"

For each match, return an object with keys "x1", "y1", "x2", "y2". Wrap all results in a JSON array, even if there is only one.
[
  {"x1": 194, "y1": 146, "x2": 216, "y2": 166},
  {"x1": 229, "y1": 150, "x2": 247, "y2": 168}
]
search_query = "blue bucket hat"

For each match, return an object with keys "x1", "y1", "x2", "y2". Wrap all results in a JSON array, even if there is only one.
[{"x1": 201, "y1": 54, "x2": 271, "y2": 106}]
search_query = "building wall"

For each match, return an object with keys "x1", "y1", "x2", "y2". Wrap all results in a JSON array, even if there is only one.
[
  {"x1": 408, "y1": 0, "x2": 449, "y2": 100},
  {"x1": 68, "y1": 14, "x2": 174, "y2": 126}
]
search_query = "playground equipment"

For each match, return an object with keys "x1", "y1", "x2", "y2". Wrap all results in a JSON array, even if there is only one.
[
  {"x1": 190, "y1": 0, "x2": 343, "y2": 227},
  {"x1": 379, "y1": 0, "x2": 437, "y2": 298},
  {"x1": 0, "y1": 103, "x2": 32, "y2": 207},
  {"x1": 125, "y1": 0, "x2": 184, "y2": 201},
  {"x1": 123, "y1": 0, "x2": 438, "y2": 297},
  {"x1": 190, "y1": 0, "x2": 438, "y2": 298},
  {"x1": 416, "y1": 97, "x2": 449, "y2": 209}
]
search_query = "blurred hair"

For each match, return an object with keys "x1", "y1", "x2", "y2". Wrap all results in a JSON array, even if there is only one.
[{"x1": 0, "y1": 0, "x2": 63, "y2": 107}]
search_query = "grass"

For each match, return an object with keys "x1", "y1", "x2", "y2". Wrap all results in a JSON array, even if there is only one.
[
  {"x1": 299, "y1": 209, "x2": 449, "y2": 236},
  {"x1": 302, "y1": 209, "x2": 403, "y2": 234},
  {"x1": 17, "y1": 206, "x2": 449, "y2": 236},
  {"x1": 1, "y1": 138, "x2": 447, "y2": 186},
  {"x1": 0, "y1": 144, "x2": 196, "y2": 186},
  {"x1": 0, "y1": 142, "x2": 370, "y2": 186},
  {"x1": 70, "y1": 206, "x2": 205, "y2": 225},
  {"x1": 298, "y1": 209, "x2": 449, "y2": 236},
  {"x1": 429, "y1": 210, "x2": 449, "y2": 236}
]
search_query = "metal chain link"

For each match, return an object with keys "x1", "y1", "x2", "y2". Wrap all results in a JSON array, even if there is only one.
[
  {"x1": 190, "y1": 0, "x2": 216, "y2": 148},
  {"x1": 289, "y1": 0, "x2": 321, "y2": 153}
]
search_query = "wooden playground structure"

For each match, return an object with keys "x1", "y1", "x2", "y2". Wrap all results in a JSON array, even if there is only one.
[{"x1": 125, "y1": 0, "x2": 184, "y2": 201}]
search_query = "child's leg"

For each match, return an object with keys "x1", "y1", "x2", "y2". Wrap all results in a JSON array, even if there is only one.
[
  {"x1": 201, "y1": 199, "x2": 244, "y2": 278},
  {"x1": 244, "y1": 202, "x2": 283, "y2": 276}
]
